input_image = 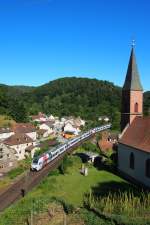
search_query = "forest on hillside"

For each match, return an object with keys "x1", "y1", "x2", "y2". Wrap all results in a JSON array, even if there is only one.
[{"x1": 0, "y1": 77, "x2": 149, "y2": 130}]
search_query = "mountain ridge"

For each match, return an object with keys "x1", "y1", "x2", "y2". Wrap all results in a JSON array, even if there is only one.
[{"x1": 0, "y1": 77, "x2": 149, "y2": 130}]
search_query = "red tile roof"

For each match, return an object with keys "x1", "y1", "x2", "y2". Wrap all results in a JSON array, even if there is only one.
[
  {"x1": 119, "y1": 117, "x2": 150, "y2": 153},
  {"x1": 0, "y1": 128, "x2": 13, "y2": 134},
  {"x1": 11, "y1": 123, "x2": 36, "y2": 133},
  {"x1": 4, "y1": 133, "x2": 34, "y2": 146},
  {"x1": 98, "y1": 140, "x2": 113, "y2": 152}
]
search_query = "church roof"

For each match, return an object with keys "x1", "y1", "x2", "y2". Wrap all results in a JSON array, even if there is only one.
[
  {"x1": 119, "y1": 117, "x2": 150, "y2": 153},
  {"x1": 123, "y1": 48, "x2": 143, "y2": 91}
]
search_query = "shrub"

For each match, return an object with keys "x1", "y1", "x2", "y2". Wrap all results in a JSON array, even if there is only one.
[
  {"x1": 82, "y1": 141, "x2": 99, "y2": 154},
  {"x1": 59, "y1": 155, "x2": 73, "y2": 174},
  {"x1": 48, "y1": 169, "x2": 59, "y2": 177},
  {"x1": 81, "y1": 209, "x2": 115, "y2": 225}
]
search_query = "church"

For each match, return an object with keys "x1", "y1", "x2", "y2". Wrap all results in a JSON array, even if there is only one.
[{"x1": 118, "y1": 46, "x2": 150, "y2": 188}]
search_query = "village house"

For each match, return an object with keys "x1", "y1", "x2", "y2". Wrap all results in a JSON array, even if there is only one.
[
  {"x1": 25, "y1": 145, "x2": 39, "y2": 158},
  {"x1": 0, "y1": 143, "x2": 17, "y2": 172},
  {"x1": 48, "y1": 114, "x2": 55, "y2": 122},
  {"x1": 39, "y1": 121, "x2": 54, "y2": 137},
  {"x1": 118, "y1": 46, "x2": 150, "y2": 188},
  {"x1": 37, "y1": 129, "x2": 48, "y2": 139},
  {"x1": 3, "y1": 133, "x2": 36, "y2": 160},
  {"x1": 65, "y1": 116, "x2": 85, "y2": 127},
  {"x1": 63, "y1": 121, "x2": 80, "y2": 135},
  {"x1": 31, "y1": 112, "x2": 47, "y2": 123},
  {"x1": 0, "y1": 128, "x2": 14, "y2": 141},
  {"x1": 63, "y1": 116, "x2": 85, "y2": 135},
  {"x1": 99, "y1": 131, "x2": 118, "y2": 152},
  {"x1": 54, "y1": 122, "x2": 64, "y2": 134},
  {"x1": 11, "y1": 123, "x2": 37, "y2": 141}
]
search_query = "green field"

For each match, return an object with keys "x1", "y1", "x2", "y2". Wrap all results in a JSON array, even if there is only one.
[
  {"x1": 0, "y1": 153, "x2": 134, "y2": 225},
  {"x1": 33, "y1": 165, "x2": 124, "y2": 206}
]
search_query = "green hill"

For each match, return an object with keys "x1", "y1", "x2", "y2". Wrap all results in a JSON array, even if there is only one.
[{"x1": 0, "y1": 77, "x2": 149, "y2": 130}]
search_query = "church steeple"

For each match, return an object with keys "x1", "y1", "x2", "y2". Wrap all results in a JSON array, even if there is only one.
[
  {"x1": 123, "y1": 47, "x2": 143, "y2": 91},
  {"x1": 121, "y1": 46, "x2": 143, "y2": 132}
]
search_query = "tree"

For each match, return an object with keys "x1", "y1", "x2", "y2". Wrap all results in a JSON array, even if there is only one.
[{"x1": 9, "y1": 100, "x2": 28, "y2": 122}]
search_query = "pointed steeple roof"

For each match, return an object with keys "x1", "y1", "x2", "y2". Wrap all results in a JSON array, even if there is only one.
[{"x1": 123, "y1": 47, "x2": 143, "y2": 91}]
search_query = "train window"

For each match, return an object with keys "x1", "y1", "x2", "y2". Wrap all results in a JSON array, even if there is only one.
[
  {"x1": 49, "y1": 153, "x2": 52, "y2": 158},
  {"x1": 33, "y1": 158, "x2": 38, "y2": 164}
]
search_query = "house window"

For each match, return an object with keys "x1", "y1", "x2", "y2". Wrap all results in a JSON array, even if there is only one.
[
  {"x1": 134, "y1": 102, "x2": 139, "y2": 113},
  {"x1": 145, "y1": 159, "x2": 150, "y2": 178},
  {"x1": 129, "y1": 152, "x2": 134, "y2": 169}
]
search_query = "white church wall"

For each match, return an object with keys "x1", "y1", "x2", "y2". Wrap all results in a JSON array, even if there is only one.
[{"x1": 118, "y1": 143, "x2": 150, "y2": 187}]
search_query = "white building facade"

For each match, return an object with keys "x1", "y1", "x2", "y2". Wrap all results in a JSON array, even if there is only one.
[{"x1": 118, "y1": 143, "x2": 150, "y2": 188}]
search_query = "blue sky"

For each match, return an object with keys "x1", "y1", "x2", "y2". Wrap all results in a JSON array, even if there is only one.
[{"x1": 0, "y1": 0, "x2": 150, "y2": 90}]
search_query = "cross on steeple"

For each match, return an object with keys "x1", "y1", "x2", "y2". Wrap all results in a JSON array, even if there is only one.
[{"x1": 131, "y1": 39, "x2": 135, "y2": 48}]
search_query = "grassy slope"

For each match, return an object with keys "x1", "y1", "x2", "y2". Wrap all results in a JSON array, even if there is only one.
[
  {"x1": 0, "y1": 154, "x2": 132, "y2": 225},
  {"x1": 28, "y1": 155, "x2": 125, "y2": 207},
  {"x1": 37, "y1": 168, "x2": 123, "y2": 206}
]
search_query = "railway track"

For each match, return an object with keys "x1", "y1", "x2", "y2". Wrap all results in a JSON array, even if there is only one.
[{"x1": 0, "y1": 134, "x2": 96, "y2": 212}]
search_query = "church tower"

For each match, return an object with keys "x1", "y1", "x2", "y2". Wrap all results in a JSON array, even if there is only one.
[{"x1": 121, "y1": 46, "x2": 143, "y2": 132}]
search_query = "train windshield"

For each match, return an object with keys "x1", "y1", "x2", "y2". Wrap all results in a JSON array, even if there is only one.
[{"x1": 32, "y1": 158, "x2": 38, "y2": 164}]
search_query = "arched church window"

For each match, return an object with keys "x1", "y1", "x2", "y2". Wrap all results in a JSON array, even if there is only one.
[
  {"x1": 145, "y1": 159, "x2": 150, "y2": 178},
  {"x1": 134, "y1": 102, "x2": 139, "y2": 113},
  {"x1": 129, "y1": 152, "x2": 134, "y2": 169}
]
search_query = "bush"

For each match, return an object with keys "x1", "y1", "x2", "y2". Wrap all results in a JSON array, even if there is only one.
[
  {"x1": 34, "y1": 146, "x2": 49, "y2": 157},
  {"x1": 59, "y1": 155, "x2": 73, "y2": 174},
  {"x1": 82, "y1": 141, "x2": 99, "y2": 154},
  {"x1": 81, "y1": 209, "x2": 115, "y2": 225},
  {"x1": 48, "y1": 169, "x2": 60, "y2": 177},
  {"x1": 7, "y1": 167, "x2": 24, "y2": 179}
]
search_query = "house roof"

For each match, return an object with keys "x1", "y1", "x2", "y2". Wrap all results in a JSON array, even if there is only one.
[
  {"x1": 99, "y1": 139, "x2": 113, "y2": 152},
  {"x1": 119, "y1": 117, "x2": 150, "y2": 153},
  {"x1": 3, "y1": 133, "x2": 34, "y2": 146},
  {"x1": 0, "y1": 128, "x2": 13, "y2": 134},
  {"x1": 123, "y1": 47, "x2": 143, "y2": 91},
  {"x1": 40, "y1": 121, "x2": 54, "y2": 128},
  {"x1": 31, "y1": 115, "x2": 41, "y2": 120},
  {"x1": 11, "y1": 123, "x2": 36, "y2": 133}
]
